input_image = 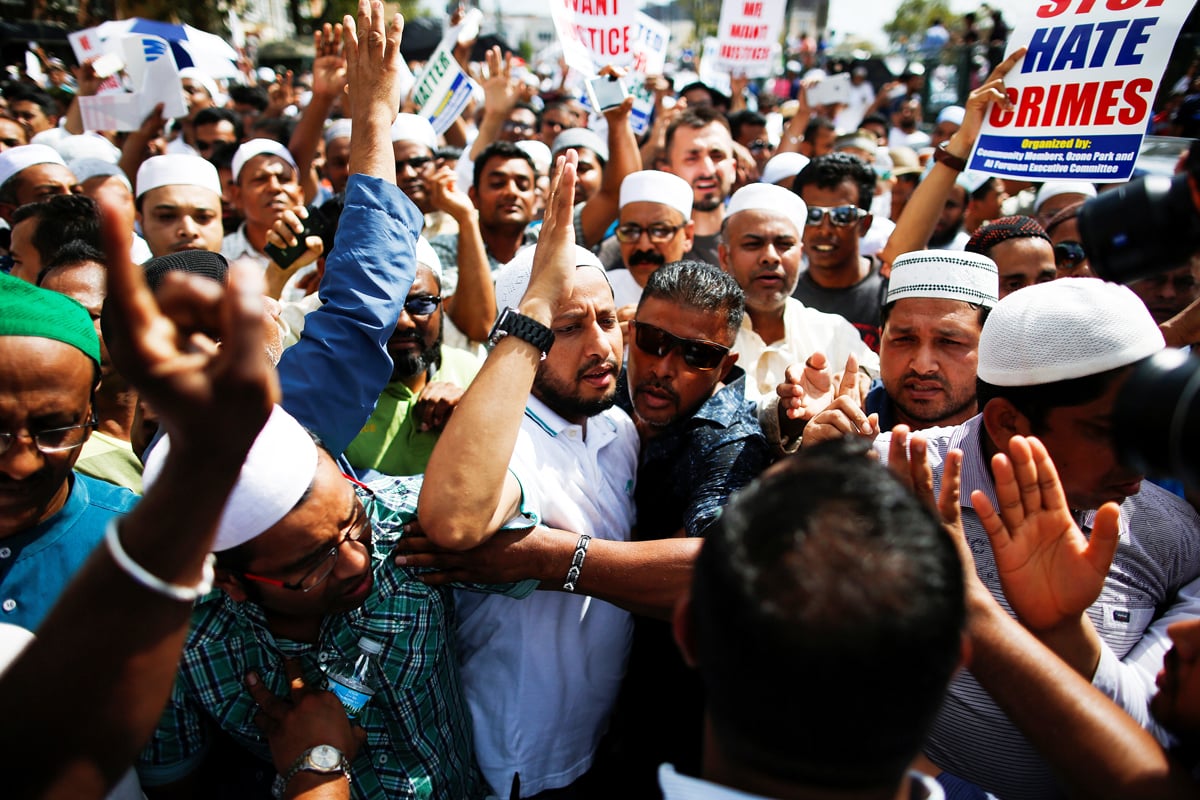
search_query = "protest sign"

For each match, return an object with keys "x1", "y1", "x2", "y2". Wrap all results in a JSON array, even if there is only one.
[
  {"x1": 969, "y1": 0, "x2": 1198, "y2": 183},
  {"x1": 79, "y1": 35, "x2": 187, "y2": 132},
  {"x1": 715, "y1": 0, "x2": 786, "y2": 77},
  {"x1": 411, "y1": 12, "x2": 479, "y2": 135},
  {"x1": 631, "y1": 12, "x2": 670, "y2": 75},
  {"x1": 698, "y1": 38, "x2": 733, "y2": 98},
  {"x1": 551, "y1": 0, "x2": 639, "y2": 75}
]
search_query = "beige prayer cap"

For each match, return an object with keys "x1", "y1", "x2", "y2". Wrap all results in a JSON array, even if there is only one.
[
  {"x1": 142, "y1": 405, "x2": 319, "y2": 552},
  {"x1": 977, "y1": 277, "x2": 1164, "y2": 386},
  {"x1": 620, "y1": 170, "x2": 693, "y2": 219}
]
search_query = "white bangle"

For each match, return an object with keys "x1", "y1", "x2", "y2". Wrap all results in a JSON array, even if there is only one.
[{"x1": 104, "y1": 519, "x2": 215, "y2": 602}]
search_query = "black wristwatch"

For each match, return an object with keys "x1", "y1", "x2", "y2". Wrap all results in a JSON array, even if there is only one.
[{"x1": 488, "y1": 307, "x2": 555, "y2": 357}]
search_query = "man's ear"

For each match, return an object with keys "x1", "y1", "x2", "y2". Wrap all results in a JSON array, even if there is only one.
[
  {"x1": 467, "y1": 185, "x2": 479, "y2": 209},
  {"x1": 682, "y1": 219, "x2": 696, "y2": 252},
  {"x1": 214, "y1": 568, "x2": 249, "y2": 603},
  {"x1": 716, "y1": 240, "x2": 730, "y2": 272},
  {"x1": 981, "y1": 397, "x2": 1032, "y2": 456},
  {"x1": 672, "y1": 588, "x2": 698, "y2": 668}
]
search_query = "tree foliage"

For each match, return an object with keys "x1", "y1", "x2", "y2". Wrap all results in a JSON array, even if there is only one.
[{"x1": 883, "y1": 0, "x2": 957, "y2": 45}]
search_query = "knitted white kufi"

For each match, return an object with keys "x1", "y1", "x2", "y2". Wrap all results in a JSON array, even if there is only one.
[
  {"x1": 977, "y1": 277, "x2": 1164, "y2": 386},
  {"x1": 887, "y1": 250, "x2": 999, "y2": 308}
]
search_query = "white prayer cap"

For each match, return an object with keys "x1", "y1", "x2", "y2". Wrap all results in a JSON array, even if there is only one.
[
  {"x1": 552, "y1": 127, "x2": 608, "y2": 164},
  {"x1": 619, "y1": 170, "x2": 692, "y2": 218},
  {"x1": 1034, "y1": 181, "x2": 1097, "y2": 212},
  {"x1": 70, "y1": 158, "x2": 133, "y2": 192},
  {"x1": 52, "y1": 133, "x2": 121, "y2": 165},
  {"x1": 0, "y1": 144, "x2": 67, "y2": 189},
  {"x1": 256, "y1": 66, "x2": 277, "y2": 84},
  {"x1": 957, "y1": 170, "x2": 992, "y2": 195},
  {"x1": 725, "y1": 183, "x2": 807, "y2": 229},
  {"x1": 136, "y1": 154, "x2": 222, "y2": 199},
  {"x1": 936, "y1": 105, "x2": 965, "y2": 126},
  {"x1": 760, "y1": 152, "x2": 809, "y2": 186},
  {"x1": 887, "y1": 249, "x2": 999, "y2": 309},
  {"x1": 494, "y1": 243, "x2": 606, "y2": 314},
  {"x1": 232, "y1": 138, "x2": 298, "y2": 183},
  {"x1": 977, "y1": 277, "x2": 1164, "y2": 387},
  {"x1": 415, "y1": 236, "x2": 442, "y2": 280},
  {"x1": 179, "y1": 67, "x2": 220, "y2": 102},
  {"x1": 516, "y1": 140, "x2": 552, "y2": 176},
  {"x1": 323, "y1": 118, "x2": 352, "y2": 144},
  {"x1": 142, "y1": 405, "x2": 319, "y2": 552},
  {"x1": 390, "y1": 113, "x2": 437, "y2": 151}
]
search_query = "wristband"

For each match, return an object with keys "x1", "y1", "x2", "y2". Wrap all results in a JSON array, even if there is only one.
[
  {"x1": 105, "y1": 519, "x2": 215, "y2": 602},
  {"x1": 563, "y1": 533, "x2": 592, "y2": 592},
  {"x1": 933, "y1": 143, "x2": 968, "y2": 173}
]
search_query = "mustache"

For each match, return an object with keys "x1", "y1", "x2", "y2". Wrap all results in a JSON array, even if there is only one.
[
  {"x1": 576, "y1": 356, "x2": 619, "y2": 380},
  {"x1": 627, "y1": 249, "x2": 666, "y2": 268},
  {"x1": 635, "y1": 376, "x2": 679, "y2": 402}
]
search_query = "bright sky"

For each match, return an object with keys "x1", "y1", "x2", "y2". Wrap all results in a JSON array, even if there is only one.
[{"x1": 825, "y1": 0, "x2": 1042, "y2": 50}]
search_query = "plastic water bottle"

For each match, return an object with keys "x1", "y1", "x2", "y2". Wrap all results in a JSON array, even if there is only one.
[{"x1": 323, "y1": 637, "x2": 384, "y2": 719}]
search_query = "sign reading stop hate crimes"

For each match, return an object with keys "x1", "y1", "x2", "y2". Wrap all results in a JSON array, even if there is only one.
[{"x1": 969, "y1": 0, "x2": 1197, "y2": 183}]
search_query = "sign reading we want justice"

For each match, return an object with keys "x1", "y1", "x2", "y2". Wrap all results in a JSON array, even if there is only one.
[{"x1": 968, "y1": 0, "x2": 1197, "y2": 183}]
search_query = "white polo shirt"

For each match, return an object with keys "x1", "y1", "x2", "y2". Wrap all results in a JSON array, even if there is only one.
[{"x1": 455, "y1": 395, "x2": 639, "y2": 797}]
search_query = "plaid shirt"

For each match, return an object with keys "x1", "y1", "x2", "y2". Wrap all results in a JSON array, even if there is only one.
[{"x1": 137, "y1": 475, "x2": 535, "y2": 799}]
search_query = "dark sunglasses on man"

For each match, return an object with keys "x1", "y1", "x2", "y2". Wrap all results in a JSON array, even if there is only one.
[
  {"x1": 805, "y1": 205, "x2": 867, "y2": 227},
  {"x1": 631, "y1": 321, "x2": 729, "y2": 371},
  {"x1": 1054, "y1": 241, "x2": 1087, "y2": 269}
]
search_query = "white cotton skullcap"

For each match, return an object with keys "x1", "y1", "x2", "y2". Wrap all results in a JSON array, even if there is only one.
[
  {"x1": 887, "y1": 249, "x2": 999, "y2": 309},
  {"x1": 69, "y1": 158, "x2": 132, "y2": 192},
  {"x1": 493, "y1": 243, "x2": 607, "y2": 315},
  {"x1": 415, "y1": 236, "x2": 442, "y2": 280},
  {"x1": 552, "y1": 127, "x2": 608, "y2": 164},
  {"x1": 957, "y1": 170, "x2": 992, "y2": 195},
  {"x1": 0, "y1": 144, "x2": 67, "y2": 189},
  {"x1": 323, "y1": 118, "x2": 352, "y2": 144},
  {"x1": 760, "y1": 152, "x2": 810, "y2": 186},
  {"x1": 726, "y1": 183, "x2": 807, "y2": 229},
  {"x1": 231, "y1": 138, "x2": 298, "y2": 183},
  {"x1": 179, "y1": 67, "x2": 219, "y2": 103},
  {"x1": 936, "y1": 105, "x2": 965, "y2": 126},
  {"x1": 1034, "y1": 180, "x2": 1097, "y2": 212},
  {"x1": 516, "y1": 140, "x2": 552, "y2": 176},
  {"x1": 977, "y1": 277, "x2": 1164, "y2": 387},
  {"x1": 620, "y1": 170, "x2": 692, "y2": 218},
  {"x1": 136, "y1": 154, "x2": 222, "y2": 199},
  {"x1": 390, "y1": 113, "x2": 438, "y2": 151},
  {"x1": 142, "y1": 404, "x2": 319, "y2": 552},
  {"x1": 52, "y1": 133, "x2": 121, "y2": 165}
]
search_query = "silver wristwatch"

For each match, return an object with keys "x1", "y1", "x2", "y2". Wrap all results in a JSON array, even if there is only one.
[{"x1": 271, "y1": 745, "x2": 350, "y2": 798}]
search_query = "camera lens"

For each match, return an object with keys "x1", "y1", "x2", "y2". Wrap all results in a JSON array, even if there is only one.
[
  {"x1": 1113, "y1": 349, "x2": 1200, "y2": 490},
  {"x1": 1079, "y1": 174, "x2": 1200, "y2": 285}
]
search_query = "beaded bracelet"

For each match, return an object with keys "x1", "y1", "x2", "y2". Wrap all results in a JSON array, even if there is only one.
[{"x1": 562, "y1": 533, "x2": 592, "y2": 592}]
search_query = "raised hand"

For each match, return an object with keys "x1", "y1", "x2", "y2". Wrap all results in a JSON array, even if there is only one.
[
  {"x1": 482, "y1": 46, "x2": 519, "y2": 116},
  {"x1": 951, "y1": 47, "x2": 1025, "y2": 154},
  {"x1": 311, "y1": 22, "x2": 348, "y2": 99},
  {"x1": 800, "y1": 354, "x2": 879, "y2": 447},
  {"x1": 521, "y1": 149, "x2": 579, "y2": 319},
  {"x1": 342, "y1": 0, "x2": 405, "y2": 178},
  {"x1": 971, "y1": 435, "x2": 1120, "y2": 631}
]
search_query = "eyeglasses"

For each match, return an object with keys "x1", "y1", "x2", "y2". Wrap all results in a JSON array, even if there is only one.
[
  {"x1": 241, "y1": 478, "x2": 374, "y2": 593},
  {"x1": 502, "y1": 120, "x2": 535, "y2": 134},
  {"x1": 615, "y1": 223, "x2": 684, "y2": 244},
  {"x1": 404, "y1": 294, "x2": 441, "y2": 317},
  {"x1": 395, "y1": 155, "x2": 433, "y2": 172},
  {"x1": 0, "y1": 413, "x2": 96, "y2": 456},
  {"x1": 748, "y1": 139, "x2": 773, "y2": 152},
  {"x1": 805, "y1": 205, "x2": 866, "y2": 227},
  {"x1": 1054, "y1": 241, "x2": 1087, "y2": 268},
  {"x1": 631, "y1": 321, "x2": 729, "y2": 371}
]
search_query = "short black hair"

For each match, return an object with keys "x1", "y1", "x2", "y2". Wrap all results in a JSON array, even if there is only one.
[
  {"x1": 727, "y1": 109, "x2": 767, "y2": 141},
  {"x1": 802, "y1": 115, "x2": 836, "y2": 143},
  {"x1": 36, "y1": 240, "x2": 107, "y2": 286},
  {"x1": 792, "y1": 152, "x2": 876, "y2": 210},
  {"x1": 11, "y1": 194, "x2": 102, "y2": 267},
  {"x1": 472, "y1": 140, "x2": 536, "y2": 191},
  {"x1": 250, "y1": 116, "x2": 294, "y2": 145},
  {"x1": 194, "y1": 106, "x2": 244, "y2": 142},
  {"x1": 9, "y1": 88, "x2": 59, "y2": 121},
  {"x1": 638, "y1": 259, "x2": 744, "y2": 343},
  {"x1": 692, "y1": 438, "x2": 964, "y2": 790},
  {"x1": 227, "y1": 84, "x2": 269, "y2": 112}
]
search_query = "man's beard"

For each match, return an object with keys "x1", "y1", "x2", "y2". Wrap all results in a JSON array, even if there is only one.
[
  {"x1": 693, "y1": 195, "x2": 722, "y2": 212},
  {"x1": 391, "y1": 328, "x2": 443, "y2": 381},
  {"x1": 533, "y1": 357, "x2": 619, "y2": 420}
]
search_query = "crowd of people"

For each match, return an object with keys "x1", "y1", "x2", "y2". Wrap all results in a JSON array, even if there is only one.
[{"x1": 1, "y1": 3, "x2": 1200, "y2": 800}]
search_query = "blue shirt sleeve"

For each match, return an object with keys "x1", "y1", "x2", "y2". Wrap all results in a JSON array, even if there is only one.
[{"x1": 277, "y1": 174, "x2": 423, "y2": 457}]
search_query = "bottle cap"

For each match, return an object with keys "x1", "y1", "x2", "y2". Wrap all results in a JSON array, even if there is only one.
[{"x1": 357, "y1": 637, "x2": 383, "y2": 655}]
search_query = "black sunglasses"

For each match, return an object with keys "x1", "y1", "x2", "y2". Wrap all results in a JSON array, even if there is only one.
[
  {"x1": 632, "y1": 321, "x2": 729, "y2": 371},
  {"x1": 1053, "y1": 241, "x2": 1087, "y2": 268},
  {"x1": 805, "y1": 205, "x2": 866, "y2": 227},
  {"x1": 395, "y1": 155, "x2": 433, "y2": 172},
  {"x1": 404, "y1": 294, "x2": 441, "y2": 316}
]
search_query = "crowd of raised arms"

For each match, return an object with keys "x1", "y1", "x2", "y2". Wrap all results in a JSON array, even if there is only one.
[{"x1": 0, "y1": 3, "x2": 1199, "y2": 800}]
